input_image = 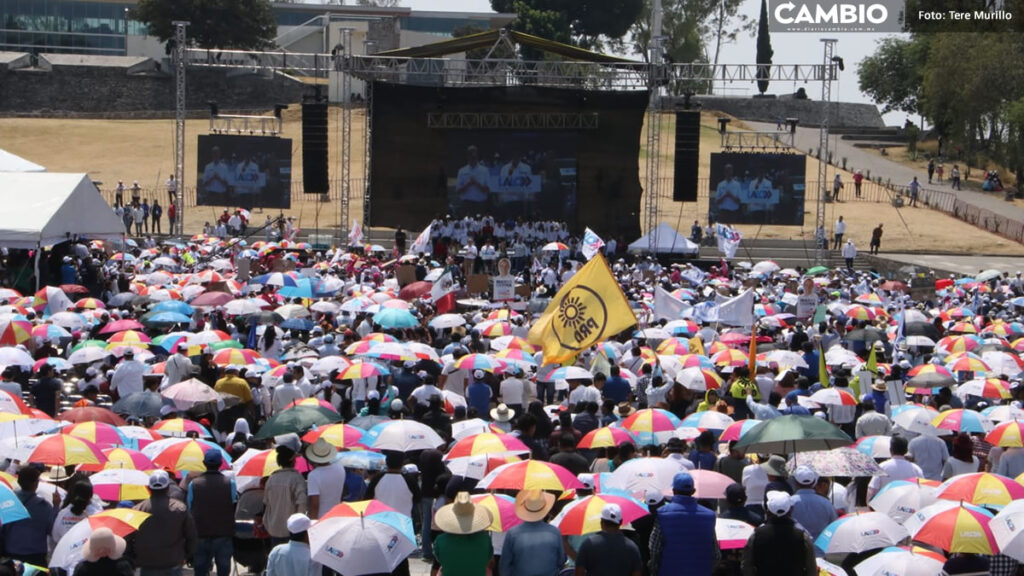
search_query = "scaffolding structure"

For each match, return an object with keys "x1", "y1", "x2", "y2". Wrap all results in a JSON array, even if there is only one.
[
  {"x1": 172, "y1": 21, "x2": 189, "y2": 237},
  {"x1": 816, "y1": 39, "x2": 838, "y2": 266}
]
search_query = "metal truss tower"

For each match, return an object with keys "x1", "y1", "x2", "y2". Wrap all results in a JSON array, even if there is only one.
[
  {"x1": 172, "y1": 21, "x2": 189, "y2": 237},
  {"x1": 644, "y1": 0, "x2": 664, "y2": 251},
  {"x1": 815, "y1": 39, "x2": 838, "y2": 265}
]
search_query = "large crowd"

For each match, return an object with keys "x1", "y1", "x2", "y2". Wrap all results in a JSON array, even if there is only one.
[{"x1": 0, "y1": 215, "x2": 1021, "y2": 576}]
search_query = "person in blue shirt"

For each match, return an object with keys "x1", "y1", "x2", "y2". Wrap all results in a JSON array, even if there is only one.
[
  {"x1": 1, "y1": 465, "x2": 53, "y2": 568},
  {"x1": 649, "y1": 472, "x2": 719, "y2": 576},
  {"x1": 60, "y1": 256, "x2": 77, "y2": 285},
  {"x1": 265, "y1": 513, "x2": 317, "y2": 576},
  {"x1": 467, "y1": 370, "x2": 492, "y2": 417},
  {"x1": 789, "y1": 466, "x2": 837, "y2": 541},
  {"x1": 603, "y1": 366, "x2": 631, "y2": 404},
  {"x1": 501, "y1": 490, "x2": 564, "y2": 576},
  {"x1": 799, "y1": 342, "x2": 820, "y2": 384},
  {"x1": 688, "y1": 431, "x2": 718, "y2": 470}
]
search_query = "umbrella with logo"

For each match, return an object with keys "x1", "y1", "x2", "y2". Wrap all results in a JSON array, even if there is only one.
[
  {"x1": 89, "y1": 468, "x2": 151, "y2": 501},
  {"x1": 606, "y1": 457, "x2": 686, "y2": 496},
  {"x1": 852, "y1": 545, "x2": 947, "y2": 576},
  {"x1": 0, "y1": 483, "x2": 29, "y2": 525},
  {"x1": 814, "y1": 511, "x2": 908, "y2": 553},
  {"x1": 716, "y1": 518, "x2": 755, "y2": 550},
  {"x1": 990, "y1": 500, "x2": 1024, "y2": 562},
  {"x1": 680, "y1": 410, "x2": 735, "y2": 431},
  {"x1": 934, "y1": 472, "x2": 1024, "y2": 509},
  {"x1": 869, "y1": 478, "x2": 939, "y2": 524},
  {"x1": 50, "y1": 508, "x2": 150, "y2": 574},
  {"x1": 368, "y1": 419, "x2": 445, "y2": 452},
  {"x1": 904, "y1": 500, "x2": 998, "y2": 554},
  {"x1": 444, "y1": 433, "x2": 530, "y2": 460},
  {"x1": 477, "y1": 460, "x2": 584, "y2": 492},
  {"x1": 854, "y1": 435, "x2": 892, "y2": 459},
  {"x1": 309, "y1": 500, "x2": 417, "y2": 576}
]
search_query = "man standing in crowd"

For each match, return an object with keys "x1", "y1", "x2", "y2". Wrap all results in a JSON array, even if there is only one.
[
  {"x1": 134, "y1": 470, "x2": 198, "y2": 576},
  {"x1": 187, "y1": 450, "x2": 237, "y2": 576},
  {"x1": 649, "y1": 472, "x2": 719, "y2": 576}
]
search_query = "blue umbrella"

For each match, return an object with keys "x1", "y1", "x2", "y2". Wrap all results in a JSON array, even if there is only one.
[
  {"x1": 152, "y1": 300, "x2": 194, "y2": 316},
  {"x1": 281, "y1": 318, "x2": 315, "y2": 331},
  {"x1": 147, "y1": 312, "x2": 192, "y2": 324},
  {"x1": 373, "y1": 308, "x2": 419, "y2": 329},
  {"x1": 249, "y1": 272, "x2": 299, "y2": 288},
  {"x1": 278, "y1": 278, "x2": 313, "y2": 299},
  {"x1": 337, "y1": 450, "x2": 386, "y2": 471},
  {"x1": 0, "y1": 483, "x2": 30, "y2": 525}
]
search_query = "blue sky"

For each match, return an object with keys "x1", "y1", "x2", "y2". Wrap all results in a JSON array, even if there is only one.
[{"x1": 402, "y1": 0, "x2": 908, "y2": 126}]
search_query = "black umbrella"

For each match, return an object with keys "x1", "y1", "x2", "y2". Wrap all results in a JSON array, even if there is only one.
[
  {"x1": 112, "y1": 391, "x2": 166, "y2": 419},
  {"x1": 904, "y1": 322, "x2": 940, "y2": 340},
  {"x1": 846, "y1": 327, "x2": 885, "y2": 343}
]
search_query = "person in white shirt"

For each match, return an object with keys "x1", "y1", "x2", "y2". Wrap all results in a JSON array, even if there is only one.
[
  {"x1": 165, "y1": 174, "x2": 178, "y2": 203},
  {"x1": 713, "y1": 164, "x2": 742, "y2": 220},
  {"x1": 463, "y1": 241, "x2": 478, "y2": 277},
  {"x1": 479, "y1": 241, "x2": 497, "y2": 274},
  {"x1": 832, "y1": 216, "x2": 847, "y2": 249},
  {"x1": 161, "y1": 348, "x2": 194, "y2": 390},
  {"x1": 499, "y1": 369, "x2": 528, "y2": 414},
  {"x1": 440, "y1": 362, "x2": 469, "y2": 398},
  {"x1": 272, "y1": 373, "x2": 305, "y2": 415},
  {"x1": 867, "y1": 436, "x2": 923, "y2": 500},
  {"x1": 304, "y1": 439, "x2": 345, "y2": 519},
  {"x1": 841, "y1": 240, "x2": 857, "y2": 271},
  {"x1": 110, "y1": 350, "x2": 145, "y2": 398},
  {"x1": 202, "y1": 147, "x2": 231, "y2": 196},
  {"x1": 410, "y1": 374, "x2": 443, "y2": 407},
  {"x1": 567, "y1": 380, "x2": 600, "y2": 411}
]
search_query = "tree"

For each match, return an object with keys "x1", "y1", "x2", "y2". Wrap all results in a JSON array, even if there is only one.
[
  {"x1": 703, "y1": 0, "x2": 754, "y2": 88},
  {"x1": 857, "y1": 36, "x2": 928, "y2": 116},
  {"x1": 133, "y1": 0, "x2": 277, "y2": 50},
  {"x1": 754, "y1": 0, "x2": 773, "y2": 95},
  {"x1": 355, "y1": 0, "x2": 402, "y2": 6},
  {"x1": 490, "y1": 0, "x2": 641, "y2": 54},
  {"x1": 630, "y1": 0, "x2": 708, "y2": 94}
]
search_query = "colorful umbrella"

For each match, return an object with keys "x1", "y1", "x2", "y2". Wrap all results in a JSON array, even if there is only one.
[
  {"x1": 869, "y1": 478, "x2": 939, "y2": 523},
  {"x1": 815, "y1": 511, "x2": 908, "y2": 554},
  {"x1": 904, "y1": 500, "x2": 998, "y2": 554},
  {"x1": 453, "y1": 353, "x2": 501, "y2": 373},
  {"x1": 656, "y1": 338, "x2": 691, "y2": 356},
  {"x1": 982, "y1": 404, "x2": 1024, "y2": 422},
  {"x1": 985, "y1": 420, "x2": 1024, "y2": 448},
  {"x1": 854, "y1": 435, "x2": 892, "y2": 459},
  {"x1": 711, "y1": 349, "x2": 748, "y2": 367},
  {"x1": 674, "y1": 367, "x2": 723, "y2": 392},
  {"x1": 302, "y1": 423, "x2": 367, "y2": 449},
  {"x1": 89, "y1": 468, "x2": 151, "y2": 501},
  {"x1": 310, "y1": 500, "x2": 417, "y2": 576},
  {"x1": 906, "y1": 364, "x2": 955, "y2": 387},
  {"x1": 719, "y1": 419, "x2": 762, "y2": 443},
  {"x1": 337, "y1": 361, "x2": 390, "y2": 380},
  {"x1": 233, "y1": 448, "x2": 311, "y2": 478},
  {"x1": 0, "y1": 318, "x2": 32, "y2": 345},
  {"x1": 470, "y1": 493, "x2": 521, "y2": 532},
  {"x1": 143, "y1": 438, "x2": 231, "y2": 472},
  {"x1": 680, "y1": 410, "x2": 735, "y2": 431},
  {"x1": 51, "y1": 509, "x2": 150, "y2": 573},
  {"x1": 445, "y1": 433, "x2": 530, "y2": 460},
  {"x1": 21, "y1": 434, "x2": 106, "y2": 466},
  {"x1": 934, "y1": 472, "x2": 1024, "y2": 508},
  {"x1": 62, "y1": 421, "x2": 126, "y2": 448},
  {"x1": 477, "y1": 460, "x2": 584, "y2": 491},
  {"x1": 0, "y1": 483, "x2": 29, "y2": 525},
  {"x1": 254, "y1": 406, "x2": 342, "y2": 439},
  {"x1": 956, "y1": 377, "x2": 1012, "y2": 400},
  {"x1": 944, "y1": 354, "x2": 990, "y2": 373},
  {"x1": 372, "y1": 307, "x2": 419, "y2": 329},
  {"x1": 577, "y1": 427, "x2": 637, "y2": 450},
  {"x1": 551, "y1": 494, "x2": 649, "y2": 535},
  {"x1": 619, "y1": 409, "x2": 683, "y2": 445},
  {"x1": 79, "y1": 447, "x2": 157, "y2": 472},
  {"x1": 716, "y1": 518, "x2": 755, "y2": 550},
  {"x1": 852, "y1": 546, "x2": 947, "y2": 576},
  {"x1": 150, "y1": 418, "x2": 213, "y2": 438},
  {"x1": 211, "y1": 348, "x2": 262, "y2": 367},
  {"x1": 58, "y1": 406, "x2": 126, "y2": 426},
  {"x1": 930, "y1": 409, "x2": 994, "y2": 434}
]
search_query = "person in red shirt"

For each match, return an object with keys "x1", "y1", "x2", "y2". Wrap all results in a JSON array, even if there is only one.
[{"x1": 853, "y1": 170, "x2": 864, "y2": 198}]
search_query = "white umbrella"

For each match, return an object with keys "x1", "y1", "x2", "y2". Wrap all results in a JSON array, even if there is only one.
[
  {"x1": 429, "y1": 313, "x2": 467, "y2": 329},
  {"x1": 309, "y1": 503, "x2": 417, "y2": 576},
  {"x1": 715, "y1": 518, "x2": 755, "y2": 550},
  {"x1": 974, "y1": 269, "x2": 1003, "y2": 283},
  {"x1": 765, "y1": 350, "x2": 809, "y2": 369},
  {"x1": 223, "y1": 298, "x2": 266, "y2": 316},
  {"x1": 68, "y1": 346, "x2": 109, "y2": 365},
  {"x1": 904, "y1": 335, "x2": 936, "y2": 347},
  {"x1": 980, "y1": 351, "x2": 1022, "y2": 376},
  {"x1": 751, "y1": 260, "x2": 780, "y2": 276},
  {"x1": 814, "y1": 511, "x2": 908, "y2": 553},
  {"x1": 869, "y1": 479, "x2": 938, "y2": 524},
  {"x1": 985, "y1": 405, "x2": 1024, "y2": 422},
  {"x1": 161, "y1": 378, "x2": 224, "y2": 410},
  {"x1": 674, "y1": 366, "x2": 719, "y2": 392},
  {"x1": 635, "y1": 327, "x2": 671, "y2": 340},
  {"x1": 990, "y1": 499, "x2": 1024, "y2": 562},
  {"x1": 370, "y1": 420, "x2": 445, "y2": 452},
  {"x1": 606, "y1": 457, "x2": 687, "y2": 495},
  {"x1": 310, "y1": 355, "x2": 351, "y2": 376},
  {"x1": 808, "y1": 388, "x2": 858, "y2": 406},
  {"x1": 445, "y1": 455, "x2": 495, "y2": 480},
  {"x1": 852, "y1": 545, "x2": 946, "y2": 576},
  {"x1": 144, "y1": 271, "x2": 173, "y2": 286},
  {"x1": 275, "y1": 303, "x2": 311, "y2": 319},
  {"x1": 310, "y1": 301, "x2": 341, "y2": 314},
  {"x1": 824, "y1": 346, "x2": 861, "y2": 366},
  {"x1": 48, "y1": 311, "x2": 89, "y2": 331},
  {"x1": 451, "y1": 418, "x2": 493, "y2": 441},
  {"x1": 187, "y1": 330, "x2": 230, "y2": 346},
  {"x1": 0, "y1": 347, "x2": 34, "y2": 367}
]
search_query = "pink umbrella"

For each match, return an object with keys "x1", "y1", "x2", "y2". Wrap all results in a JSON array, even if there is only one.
[
  {"x1": 190, "y1": 291, "x2": 234, "y2": 308},
  {"x1": 99, "y1": 319, "x2": 145, "y2": 334},
  {"x1": 688, "y1": 469, "x2": 735, "y2": 499}
]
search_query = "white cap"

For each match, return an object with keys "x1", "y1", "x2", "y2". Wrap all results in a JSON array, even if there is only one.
[
  {"x1": 148, "y1": 470, "x2": 170, "y2": 490},
  {"x1": 390, "y1": 399, "x2": 405, "y2": 411},
  {"x1": 473, "y1": 369, "x2": 485, "y2": 380},
  {"x1": 367, "y1": 390, "x2": 380, "y2": 401},
  {"x1": 402, "y1": 464, "x2": 420, "y2": 474},
  {"x1": 577, "y1": 473, "x2": 595, "y2": 489},
  {"x1": 286, "y1": 513, "x2": 311, "y2": 534},
  {"x1": 600, "y1": 503, "x2": 623, "y2": 525},
  {"x1": 793, "y1": 465, "x2": 818, "y2": 486},
  {"x1": 644, "y1": 489, "x2": 665, "y2": 506},
  {"x1": 766, "y1": 491, "x2": 793, "y2": 516}
]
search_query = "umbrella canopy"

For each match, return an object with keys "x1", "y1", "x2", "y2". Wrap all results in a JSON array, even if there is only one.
[
  {"x1": 62, "y1": 421, "x2": 126, "y2": 449},
  {"x1": 551, "y1": 494, "x2": 649, "y2": 535},
  {"x1": 990, "y1": 500, "x2": 1024, "y2": 563},
  {"x1": 21, "y1": 434, "x2": 106, "y2": 466},
  {"x1": 716, "y1": 518, "x2": 755, "y2": 550},
  {"x1": 0, "y1": 483, "x2": 29, "y2": 525},
  {"x1": 50, "y1": 508, "x2": 150, "y2": 573},
  {"x1": 310, "y1": 500, "x2": 417, "y2": 576},
  {"x1": 79, "y1": 447, "x2": 157, "y2": 472},
  {"x1": 368, "y1": 420, "x2": 445, "y2": 452},
  {"x1": 734, "y1": 415, "x2": 854, "y2": 454},
  {"x1": 577, "y1": 427, "x2": 637, "y2": 450},
  {"x1": 680, "y1": 410, "x2": 734, "y2": 431},
  {"x1": 785, "y1": 447, "x2": 883, "y2": 477},
  {"x1": 904, "y1": 500, "x2": 998, "y2": 554},
  {"x1": 477, "y1": 460, "x2": 583, "y2": 491},
  {"x1": 302, "y1": 423, "x2": 366, "y2": 449},
  {"x1": 852, "y1": 546, "x2": 947, "y2": 576},
  {"x1": 719, "y1": 419, "x2": 762, "y2": 443},
  {"x1": 143, "y1": 438, "x2": 231, "y2": 472},
  {"x1": 815, "y1": 511, "x2": 909, "y2": 554},
  {"x1": 373, "y1": 307, "x2": 419, "y2": 329},
  {"x1": 470, "y1": 493, "x2": 521, "y2": 532},
  {"x1": 254, "y1": 406, "x2": 342, "y2": 439},
  {"x1": 930, "y1": 409, "x2": 994, "y2": 434},
  {"x1": 985, "y1": 420, "x2": 1024, "y2": 448},
  {"x1": 89, "y1": 468, "x2": 151, "y2": 501},
  {"x1": 150, "y1": 418, "x2": 213, "y2": 438},
  {"x1": 620, "y1": 409, "x2": 683, "y2": 446},
  {"x1": 869, "y1": 478, "x2": 939, "y2": 523},
  {"x1": 444, "y1": 433, "x2": 530, "y2": 460},
  {"x1": 606, "y1": 457, "x2": 687, "y2": 496},
  {"x1": 111, "y1": 391, "x2": 165, "y2": 420},
  {"x1": 934, "y1": 472, "x2": 1024, "y2": 509},
  {"x1": 161, "y1": 378, "x2": 223, "y2": 410}
]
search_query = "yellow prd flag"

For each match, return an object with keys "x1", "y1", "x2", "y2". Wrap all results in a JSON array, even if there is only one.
[
  {"x1": 818, "y1": 340, "x2": 830, "y2": 387},
  {"x1": 688, "y1": 336, "x2": 705, "y2": 357},
  {"x1": 748, "y1": 326, "x2": 758, "y2": 376},
  {"x1": 528, "y1": 254, "x2": 637, "y2": 365}
]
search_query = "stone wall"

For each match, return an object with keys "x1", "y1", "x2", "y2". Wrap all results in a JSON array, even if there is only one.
[
  {"x1": 692, "y1": 95, "x2": 886, "y2": 129},
  {"x1": 0, "y1": 59, "x2": 307, "y2": 117}
]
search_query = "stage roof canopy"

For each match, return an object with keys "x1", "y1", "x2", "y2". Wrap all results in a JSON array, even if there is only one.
[
  {"x1": 0, "y1": 173, "x2": 125, "y2": 249},
  {"x1": 376, "y1": 29, "x2": 640, "y2": 65},
  {"x1": 629, "y1": 223, "x2": 699, "y2": 254}
]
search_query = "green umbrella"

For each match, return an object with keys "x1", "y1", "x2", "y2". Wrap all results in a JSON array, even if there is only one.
[
  {"x1": 733, "y1": 414, "x2": 853, "y2": 454},
  {"x1": 254, "y1": 405, "x2": 341, "y2": 439},
  {"x1": 208, "y1": 340, "x2": 244, "y2": 351},
  {"x1": 806, "y1": 266, "x2": 829, "y2": 276},
  {"x1": 71, "y1": 339, "x2": 108, "y2": 352}
]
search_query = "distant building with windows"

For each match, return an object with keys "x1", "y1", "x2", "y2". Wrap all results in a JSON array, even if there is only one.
[{"x1": 0, "y1": 0, "x2": 514, "y2": 57}]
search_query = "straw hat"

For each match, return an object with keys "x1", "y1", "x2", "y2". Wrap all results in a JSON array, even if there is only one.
[
  {"x1": 305, "y1": 438, "x2": 337, "y2": 465},
  {"x1": 514, "y1": 489, "x2": 555, "y2": 522},
  {"x1": 434, "y1": 492, "x2": 493, "y2": 535},
  {"x1": 490, "y1": 403, "x2": 516, "y2": 422},
  {"x1": 82, "y1": 527, "x2": 126, "y2": 562},
  {"x1": 615, "y1": 402, "x2": 637, "y2": 418}
]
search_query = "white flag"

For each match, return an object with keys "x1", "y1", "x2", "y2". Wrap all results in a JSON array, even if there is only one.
[
  {"x1": 431, "y1": 269, "x2": 458, "y2": 302},
  {"x1": 715, "y1": 288, "x2": 756, "y2": 327},
  {"x1": 347, "y1": 219, "x2": 363, "y2": 247},
  {"x1": 581, "y1": 227, "x2": 605, "y2": 261},
  {"x1": 409, "y1": 224, "x2": 432, "y2": 255},
  {"x1": 715, "y1": 223, "x2": 742, "y2": 260},
  {"x1": 680, "y1": 266, "x2": 707, "y2": 286},
  {"x1": 654, "y1": 286, "x2": 687, "y2": 322}
]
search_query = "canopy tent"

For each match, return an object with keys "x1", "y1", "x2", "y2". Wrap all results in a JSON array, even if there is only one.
[
  {"x1": 0, "y1": 149, "x2": 45, "y2": 172},
  {"x1": 629, "y1": 223, "x2": 699, "y2": 254},
  {"x1": 0, "y1": 173, "x2": 124, "y2": 249},
  {"x1": 376, "y1": 29, "x2": 640, "y2": 65}
]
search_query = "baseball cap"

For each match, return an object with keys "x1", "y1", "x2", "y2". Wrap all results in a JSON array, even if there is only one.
[
  {"x1": 390, "y1": 399, "x2": 405, "y2": 412},
  {"x1": 725, "y1": 483, "x2": 746, "y2": 505},
  {"x1": 672, "y1": 472, "x2": 695, "y2": 494},
  {"x1": 473, "y1": 369, "x2": 485, "y2": 380},
  {"x1": 577, "y1": 473, "x2": 595, "y2": 490},
  {"x1": 643, "y1": 489, "x2": 665, "y2": 506},
  {"x1": 148, "y1": 470, "x2": 170, "y2": 490},
  {"x1": 203, "y1": 449, "x2": 223, "y2": 468},
  {"x1": 766, "y1": 491, "x2": 793, "y2": 516},
  {"x1": 367, "y1": 390, "x2": 381, "y2": 401},
  {"x1": 286, "y1": 513, "x2": 311, "y2": 534},
  {"x1": 793, "y1": 465, "x2": 819, "y2": 486},
  {"x1": 600, "y1": 503, "x2": 623, "y2": 525}
]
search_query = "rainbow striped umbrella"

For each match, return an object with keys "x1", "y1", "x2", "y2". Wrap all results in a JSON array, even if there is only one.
[
  {"x1": 983, "y1": 321, "x2": 1024, "y2": 338},
  {"x1": 621, "y1": 409, "x2": 684, "y2": 445},
  {"x1": 233, "y1": 448, "x2": 311, "y2": 478},
  {"x1": 143, "y1": 438, "x2": 231, "y2": 472},
  {"x1": 105, "y1": 330, "x2": 151, "y2": 349},
  {"x1": 486, "y1": 309, "x2": 522, "y2": 321},
  {"x1": 844, "y1": 304, "x2": 879, "y2": 321},
  {"x1": 302, "y1": 423, "x2": 366, "y2": 449},
  {"x1": 494, "y1": 348, "x2": 537, "y2": 367},
  {"x1": 808, "y1": 387, "x2": 859, "y2": 407},
  {"x1": 941, "y1": 307, "x2": 975, "y2": 320},
  {"x1": 454, "y1": 353, "x2": 501, "y2": 373},
  {"x1": 0, "y1": 318, "x2": 32, "y2": 345},
  {"x1": 947, "y1": 321, "x2": 978, "y2": 335},
  {"x1": 337, "y1": 361, "x2": 390, "y2": 380},
  {"x1": 676, "y1": 354, "x2": 716, "y2": 370},
  {"x1": 150, "y1": 417, "x2": 213, "y2": 438},
  {"x1": 22, "y1": 434, "x2": 106, "y2": 466},
  {"x1": 936, "y1": 334, "x2": 982, "y2": 353},
  {"x1": 477, "y1": 321, "x2": 513, "y2": 338},
  {"x1": 904, "y1": 500, "x2": 998, "y2": 554},
  {"x1": 361, "y1": 332, "x2": 398, "y2": 344},
  {"x1": 957, "y1": 378, "x2": 1012, "y2": 400},
  {"x1": 944, "y1": 353, "x2": 990, "y2": 373},
  {"x1": 551, "y1": 493, "x2": 649, "y2": 535},
  {"x1": 284, "y1": 398, "x2": 338, "y2": 413},
  {"x1": 935, "y1": 472, "x2": 1024, "y2": 509},
  {"x1": 32, "y1": 356, "x2": 72, "y2": 373},
  {"x1": 477, "y1": 460, "x2": 584, "y2": 491},
  {"x1": 711, "y1": 349, "x2": 749, "y2": 367},
  {"x1": 719, "y1": 419, "x2": 762, "y2": 442},
  {"x1": 854, "y1": 292, "x2": 885, "y2": 305},
  {"x1": 63, "y1": 421, "x2": 127, "y2": 448},
  {"x1": 445, "y1": 433, "x2": 530, "y2": 460},
  {"x1": 470, "y1": 493, "x2": 520, "y2": 532},
  {"x1": 79, "y1": 447, "x2": 157, "y2": 472},
  {"x1": 211, "y1": 348, "x2": 262, "y2": 366},
  {"x1": 578, "y1": 426, "x2": 637, "y2": 449},
  {"x1": 74, "y1": 298, "x2": 106, "y2": 310},
  {"x1": 906, "y1": 364, "x2": 955, "y2": 387},
  {"x1": 985, "y1": 420, "x2": 1024, "y2": 448},
  {"x1": 931, "y1": 409, "x2": 994, "y2": 434},
  {"x1": 656, "y1": 337, "x2": 691, "y2": 356},
  {"x1": 344, "y1": 340, "x2": 379, "y2": 355},
  {"x1": 89, "y1": 468, "x2": 151, "y2": 501},
  {"x1": 673, "y1": 367, "x2": 723, "y2": 392}
]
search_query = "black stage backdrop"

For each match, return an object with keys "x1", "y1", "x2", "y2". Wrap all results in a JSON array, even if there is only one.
[{"x1": 369, "y1": 83, "x2": 646, "y2": 240}]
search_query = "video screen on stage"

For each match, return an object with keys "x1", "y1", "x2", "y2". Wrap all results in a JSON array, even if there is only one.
[
  {"x1": 445, "y1": 132, "x2": 578, "y2": 221},
  {"x1": 195, "y1": 135, "x2": 292, "y2": 209},
  {"x1": 708, "y1": 153, "x2": 806, "y2": 226}
]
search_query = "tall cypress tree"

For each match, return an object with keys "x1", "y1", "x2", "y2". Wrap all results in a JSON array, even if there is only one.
[{"x1": 755, "y1": 0, "x2": 773, "y2": 95}]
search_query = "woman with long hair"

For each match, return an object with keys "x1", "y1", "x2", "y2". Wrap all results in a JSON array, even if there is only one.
[
  {"x1": 51, "y1": 481, "x2": 102, "y2": 552},
  {"x1": 942, "y1": 432, "x2": 980, "y2": 480}
]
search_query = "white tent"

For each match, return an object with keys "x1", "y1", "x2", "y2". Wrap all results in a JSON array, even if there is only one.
[
  {"x1": 0, "y1": 173, "x2": 124, "y2": 249},
  {"x1": 628, "y1": 222, "x2": 699, "y2": 254},
  {"x1": 0, "y1": 149, "x2": 45, "y2": 172}
]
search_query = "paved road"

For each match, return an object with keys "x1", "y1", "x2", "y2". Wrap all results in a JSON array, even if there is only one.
[
  {"x1": 877, "y1": 253, "x2": 1024, "y2": 276},
  {"x1": 746, "y1": 121, "x2": 1024, "y2": 222}
]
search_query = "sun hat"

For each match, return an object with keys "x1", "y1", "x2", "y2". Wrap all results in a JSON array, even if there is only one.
[
  {"x1": 760, "y1": 455, "x2": 788, "y2": 478},
  {"x1": 616, "y1": 402, "x2": 637, "y2": 417},
  {"x1": 490, "y1": 403, "x2": 515, "y2": 422},
  {"x1": 434, "y1": 492, "x2": 493, "y2": 535},
  {"x1": 793, "y1": 465, "x2": 819, "y2": 486},
  {"x1": 600, "y1": 503, "x2": 623, "y2": 525},
  {"x1": 82, "y1": 527, "x2": 126, "y2": 562},
  {"x1": 287, "y1": 513, "x2": 311, "y2": 534},
  {"x1": 514, "y1": 489, "x2": 555, "y2": 522},
  {"x1": 305, "y1": 438, "x2": 337, "y2": 465},
  {"x1": 766, "y1": 491, "x2": 793, "y2": 516}
]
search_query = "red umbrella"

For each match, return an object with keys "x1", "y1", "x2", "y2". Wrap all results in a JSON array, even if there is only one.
[
  {"x1": 99, "y1": 319, "x2": 145, "y2": 334},
  {"x1": 398, "y1": 281, "x2": 433, "y2": 302},
  {"x1": 935, "y1": 278, "x2": 955, "y2": 290},
  {"x1": 59, "y1": 407, "x2": 127, "y2": 426},
  {"x1": 880, "y1": 280, "x2": 908, "y2": 292},
  {"x1": 60, "y1": 284, "x2": 90, "y2": 295},
  {"x1": 190, "y1": 291, "x2": 234, "y2": 308}
]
